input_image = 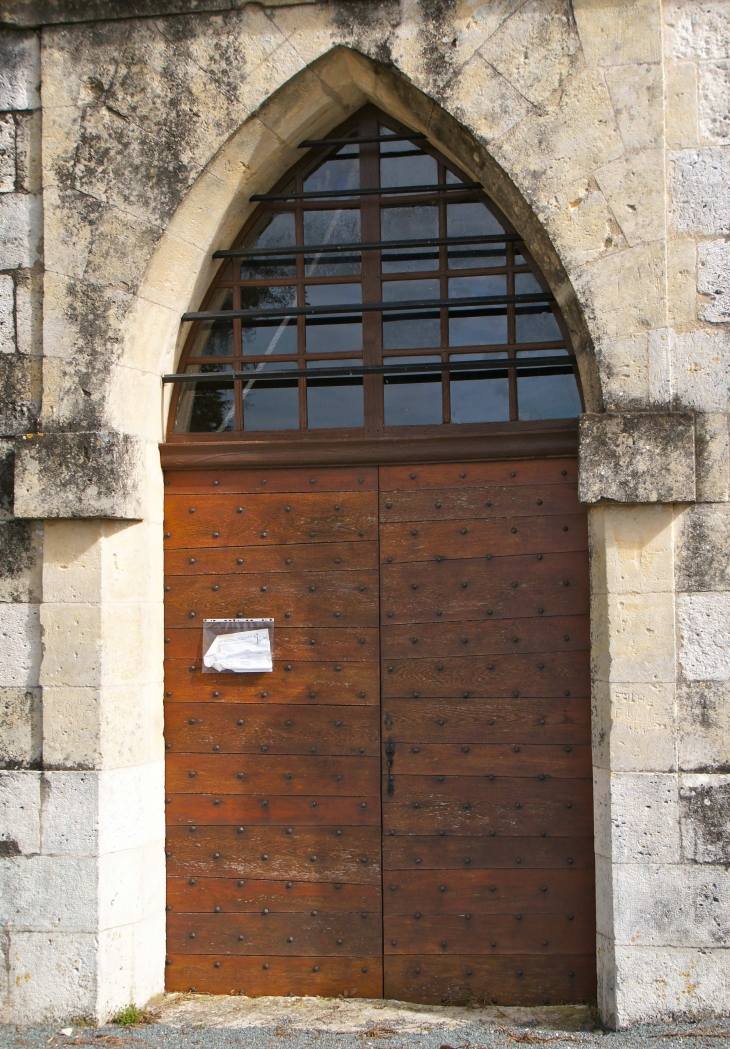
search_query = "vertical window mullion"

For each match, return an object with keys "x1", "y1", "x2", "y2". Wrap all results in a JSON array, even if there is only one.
[
  {"x1": 507, "y1": 239, "x2": 517, "y2": 422},
  {"x1": 232, "y1": 283, "x2": 243, "y2": 430},
  {"x1": 360, "y1": 107, "x2": 382, "y2": 435},
  {"x1": 295, "y1": 175, "x2": 308, "y2": 429},
  {"x1": 438, "y1": 165, "x2": 449, "y2": 425}
]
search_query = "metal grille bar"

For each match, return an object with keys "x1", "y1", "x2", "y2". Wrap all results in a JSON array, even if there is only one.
[
  {"x1": 213, "y1": 232, "x2": 520, "y2": 259},
  {"x1": 250, "y1": 182, "x2": 481, "y2": 202},
  {"x1": 298, "y1": 134, "x2": 427, "y2": 146}
]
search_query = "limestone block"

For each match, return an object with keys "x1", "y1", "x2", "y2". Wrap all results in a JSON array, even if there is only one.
[
  {"x1": 8, "y1": 931, "x2": 96, "y2": 1023},
  {"x1": 595, "y1": 333, "x2": 650, "y2": 410},
  {"x1": 14, "y1": 432, "x2": 144, "y2": 520},
  {"x1": 0, "y1": 770, "x2": 39, "y2": 854},
  {"x1": 538, "y1": 178, "x2": 629, "y2": 271},
  {"x1": 673, "y1": 329, "x2": 730, "y2": 414},
  {"x1": 698, "y1": 239, "x2": 730, "y2": 323},
  {"x1": 0, "y1": 520, "x2": 43, "y2": 604},
  {"x1": 573, "y1": 241, "x2": 666, "y2": 342},
  {"x1": 579, "y1": 411, "x2": 695, "y2": 503},
  {"x1": 0, "y1": 602, "x2": 40, "y2": 688},
  {"x1": 699, "y1": 60, "x2": 730, "y2": 144},
  {"x1": 592, "y1": 766, "x2": 612, "y2": 859},
  {"x1": 130, "y1": 909, "x2": 165, "y2": 1008},
  {"x1": 677, "y1": 681, "x2": 730, "y2": 772},
  {"x1": 677, "y1": 592, "x2": 730, "y2": 681},
  {"x1": 670, "y1": 148, "x2": 730, "y2": 235},
  {"x1": 14, "y1": 268, "x2": 42, "y2": 359},
  {"x1": 97, "y1": 909, "x2": 165, "y2": 1018},
  {"x1": 40, "y1": 770, "x2": 98, "y2": 856},
  {"x1": 680, "y1": 773, "x2": 730, "y2": 863},
  {"x1": 588, "y1": 503, "x2": 675, "y2": 597},
  {"x1": 573, "y1": 0, "x2": 662, "y2": 67},
  {"x1": 440, "y1": 52, "x2": 533, "y2": 145},
  {"x1": 676, "y1": 503, "x2": 730, "y2": 592},
  {"x1": 0, "y1": 353, "x2": 40, "y2": 439},
  {"x1": 594, "y1": 853, "x2": 614, "y2": 938},
  {"x1": 612, "y1": 944, "x2": 730, "y2": 1026},
  {"x1": 477, "y1": 0, "x2": 582, "y2": 107},
  {"x1": 98, "y1": 841, "x2": 165, "y2": 932},
  {"x1": 667, "y1": 237, "x2": 696, "y2": 327},
  {"x1": 595, "y1": 149, "x2": 665, "y2": 246},
  {"x1": 664, "y1": 61, "x2": 699, "y2": 150},
  {"x1": 14, "y1": 110, "x2": 40, "y2": 194},
  {"x1": 592, "y1": 592, "x2": 676, "y2": 684},
  {"x1": 0, "y1": 275, "x2": 15, "y2": 354},
  {"x1": 0, "y1": 193, "x2": 42, "y2": 269},
  {"x1": 0, "y1": 31, "x2": 39, "y2": 111},
  {"x1": 0, "y1": 686, "x2": 41, "y2": 768},
  {"x1": 607, "y1": 773, "x2": 681, "y2": 864},
  {"x1": 596, "y1": 931, "x2": 617, "y2": 1028},
  {"x1": 592, "y1": 681, "x2": 677, "y2": 773},
  {"x1": 665, "y1": 1, "x2": 730, "y2": 60},
  {"x1": 605, "y1": 63, "x2": 663, "y2": 151},
  {"x1": 0, "y1": 114, "x2": 15, "y2": 193},
  {"x1": 694, "y1": 414, "x2": 730, "y2": 504},
  {"x1": 612, "y1": 862, "x2": 730, "y2": 946},
  {"x1": 97, "y1": 762, "x2": 164, "y2": 855},
  {"x1": 0, "y1": 854, "x2": 97, "y2": 931}
]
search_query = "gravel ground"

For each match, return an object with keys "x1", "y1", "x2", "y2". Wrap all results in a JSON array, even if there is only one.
[{"x1": 1, "y1": 995, "x2": 730, "y2": 1049}]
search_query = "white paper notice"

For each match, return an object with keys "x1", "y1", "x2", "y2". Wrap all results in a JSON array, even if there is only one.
[{"x1": 203, "y1": 629, "x2": 273, "y2": 673}]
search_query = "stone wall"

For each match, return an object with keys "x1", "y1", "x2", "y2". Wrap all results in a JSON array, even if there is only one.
[{"x1": 0, "y1": 0, "x2": 728, "y2": 1029}]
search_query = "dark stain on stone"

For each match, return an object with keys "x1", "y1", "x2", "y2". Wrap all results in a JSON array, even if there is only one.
[
  {"x1": 0, "y1": 840, "x2": 21, "y2": 856},
  {"x1": 681, "y1": 782, "x2": 730, "y2": 864}
]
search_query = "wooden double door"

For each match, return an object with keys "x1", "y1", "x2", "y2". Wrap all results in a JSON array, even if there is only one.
[{"x1": 163, "y1": 458, "x2": 595, "y2": 1004}]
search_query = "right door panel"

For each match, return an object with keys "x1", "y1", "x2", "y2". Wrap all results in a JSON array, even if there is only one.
[{"x1": 379, "y1": 457, "x2": 596, "y2": 1006}]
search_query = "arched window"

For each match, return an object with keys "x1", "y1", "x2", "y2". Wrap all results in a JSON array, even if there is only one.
[{"x1": 168, "y1": 105, "x2": 582, "y2": 439}]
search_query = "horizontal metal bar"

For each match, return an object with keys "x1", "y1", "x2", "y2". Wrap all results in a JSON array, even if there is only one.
[
  {"x1": 182, "y1": 291, "x2": 554, "y2": 322},
  {"x1": 298, "y1": 134, "x2": 427, "y2": 146},
  {"x1": 162, "y1": 354, "x2": 575, "y2": 383},
  {"x1": 213, "y1": 232, "x2": 519, "y2": 259},
  {"x1": 250, "y1": 182, "x2": 482, "y2": 202}
]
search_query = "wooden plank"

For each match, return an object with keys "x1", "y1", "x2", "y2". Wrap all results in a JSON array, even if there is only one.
[
  {"x1": 164, "y1": 492, "x2": 377, "y2": 548},
  {"x1": 380, "y1": 460, "x2": 578, "y2": 491},
  {"x1": 380, "y1": 553, "x2": 589, "y2": 623},
  {"x1": 165, "y1": 626, "x2": 379, "y2": 662},
  {"x1": 165, "y1": 466, "x2": 379, "y2": 494},
  {"x1": 384, "y1": 912, "x2": 594, "y2": 954},
  {"x1": 380, "y1": 484, "x2": 581, "y2": 523},
  {"x1": 167, "y1": 911, "x2": 382, "y2": 955},
  {"x1": 382, "y1": 869, "x2": 595, "y2": 915},
  {"x1": 383, "y1": 834, "x2": 594, "y2": 870},
  {"x1": 385, "y1": 743, "x2": 591, "y2": 778},
  {"x1": 165, "y1": 704, "x2": 380, "y2": 754},
  {"x1": 164, "y1": 570, "x2": 379, "y2": 629},
  {"x1": 380, "y1": 515, "x2": 587, "y2": 563},
  {"x1": 381, "y1": 652, "x2": 589, "y2": 700},
  {"x1": 165, "y1": 794, "x2": 379, "y2": 826},
  {"x1": 383, "y1": 954, "x2": 595, "y2": 1006},
  {"x1": 381, "y1": 697, "x2": 591, "y2": 745},
  {"x1": 166, "y1": 954, "x2": 383, "y2": 997},
  {"x1": 165, "y1": 541, "x2": 379, "y2": 576},
  {"x1": 166, "y1": 754, "x2": 379, "y2": 795},
  {"x1": 167, "y1": 877, "x2": 382, "y2": 914},
  {"x1": 166, "y1": 825, "x2": 381, "y2": 882},
  {"x1": 164, "y1": 660, "x2": 379, "y2": 704},
  {"x1": 381, "y1": 615, "x2": 588, "y2": 660},
  {"x1": 382, "y1": 777, "x2": 593, "y2": 835}
]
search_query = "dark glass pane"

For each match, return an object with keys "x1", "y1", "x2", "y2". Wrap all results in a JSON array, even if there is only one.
[
  {"x1": 445, "y1": 169, "x2": 464, "y2": 184},
  {"x1": 381, "y1": 205, "x2": 438, "y2": 272},
  {"x1": 380, "y1": 133, "x2": 437, "y2": 188},
  {"x1": 516, "y1": 350, "x2": 581, "y2": 420},
  {"x1": 448, "y1": 241, "x2": 506, "y2": 270},
  {"x1": 241, "y1": 212, "x2": 296, "y2": 280},
  {"x1": 242, "y1": 360, "x2": 299, "y2": 431},
  {"x1": 447, "y1": 201, "x2": 504, "y2": 238},
  {"x1": 515, "y1": 272, "x2": 543, "y2": 294},
  {"x1": 449, "y1": 353, "x2": 509, "y2": 424},
  {"x1": 306, "y1": 360, "x2": 364, "y2": 428},
  {"x1": 241, "y1": 286, "x2": 298, "y2": 355},
  {"x1": 448, "y1": 275, "x2": 508, "y2": 346},
  {"x1": 383, "y1": 355, "x2": 442, "y2": 426},
  {"x1": 191, "y1": 289, "x2": 233, "y2": 357},
  {"x1": 514, "y1": 250, "x2": 527, "y2": 266},
  {"x1": 305, "y1": 284, "x2": 362, "y2": 353},
  {"x1": 303, "y1": 144, "x2": 359, "y2": 196},
  {"x1": 304, "y1": 210, "x2": 361, "y2": 277},
  {"x1": 382, "y1": 279, "x2": 440, "y2": 350},
  {"x1": 173, "y1": 365, "x2": 234, "y2": 433},
  {"x1": 515, "y1": 305, "x2": 562, "y2": 342}
]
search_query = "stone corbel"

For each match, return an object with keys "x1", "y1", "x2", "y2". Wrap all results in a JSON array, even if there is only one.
[
  {"x1": 578, "y1": 411, "x2": 696, "y2": 504},
  {"x1": 13, "y1": 431, "x2": 144, "y2": 519}
]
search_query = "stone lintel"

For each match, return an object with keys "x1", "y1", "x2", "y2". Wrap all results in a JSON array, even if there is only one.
[
  {"x1": 0, "y1": 0, "x2": 326, "y2": 28},
  {"x1": 579, "y1": 411, "x2": 696, "y2": 504},
  {"x1": 13, "y1": 431, "x2": 143, "y2": 520}
]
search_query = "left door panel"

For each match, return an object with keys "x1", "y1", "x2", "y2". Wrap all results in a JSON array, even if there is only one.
[{"x1": 163, "y1": 466, "x2": 383, "y2": 996}]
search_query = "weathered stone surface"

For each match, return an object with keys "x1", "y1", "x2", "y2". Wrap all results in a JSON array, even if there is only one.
[
  {"x1": 678, "y1": 681, "x2": 730, "y2": 773},
  {"x1": 573, "y1": 0, "x2": 661, "y2": 67},
  {"x1": 0, "y1": 114, "x2": 15, "y2": 193},
  {"x1": 605, "y1": 62, "x2": 663, "y2": 151},
  {"x1": 670, "y1": 148, "x2": 730, "y2": 235},
  {"x1": 0, "y1": 276, "x2": 14, "y2": 354},
  {"x1": 0, "y1": 686, "x2": 40, "y2": 769},
  {"x1": 0, "y1": 769, "x2": 39, "y2": 855},
  {"x1": 612, "y1": 862, "x2": 730, "y2": 946},
  {"x1": 14, "y1": 432, "x2": 144, "y2": 520},
  {"x1": 698, "y1": 60, "x2": 730, "y2": 144},
  {"x1": 676, "y1": 503, "x2": 730, "y2": 592},
  {"x1": 594, "y1": 770, "x2": 680, "y2": 863},
  {"x1": 665, "y1": 0, "x2": 730, "y2": 61},
  {"x1": 0, "y1": 31, "x2": 40, "y2": 111},
  {"x1": 595, "y1": 149, "x2": 664, "y2": 246},
  {"x1": 677, "y1": 592, "x2": 730, "y2": 681},
  {"x1": 611, "y1": 944, "x2": 730, "y2": 1026},
  {"x1": 579, "y1": 411, "x2": 696, "y2": 503},
  {"x1": 673, "y1": 330, "x2": 730, "y2": 414},
  {"x1": 0, "y1": 193, "x2": 41, "y2": 270},
  {"x1": 664, "y1": 61, "x2": 699, "y2": 150},
  {"x1": 0, "y1": 602, "x2": 40, "y2": 688},
  {"x1": 698, "y1": 239, "x2": 730, "y2": 323},
  {"x1": 680, "y1": 775, "x2": 730, "y2": 863}
]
